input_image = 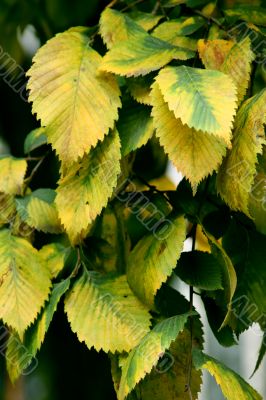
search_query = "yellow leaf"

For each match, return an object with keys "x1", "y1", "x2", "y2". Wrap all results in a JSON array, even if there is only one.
[
  {"x1": 151, "y1": 83, "x2": 226, "y2": 191},
  {"x1": 198, "y1": 39, "x2": 235, "y2": 70},
  {"x1": 155, "y1": 66, "x2": 237, "y2": 143},
  {"x1": 65, "y1": 269, "x2": 151, "y2": 353},
  {"x1": 39, "y1": 243, "x2": 71, "y2": 278},
  {"x1": 56, "y1": 130, "x2": 121, "y2": 244},
  {"x1": 0, "y1": 229, "x2": 51, "y2": 338},
  {"x1": 27, "y1": 28, "x2": 121, "y2": 165},
  {"x1": 217, "y1": 89, "x2": 266, "y2": 215},
  {"x1": 0, "y1": 157, "x2": 27, "y2": 195}
]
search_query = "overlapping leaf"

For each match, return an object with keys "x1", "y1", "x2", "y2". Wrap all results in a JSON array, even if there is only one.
[
  {"x1": 16, "y1": 189, "x2": 62, "y2": 234},
  {"x1": 56, "y1": 130, "x2": 121, "y2": 244},
  {"x1": 65, "y1": 269, "x2": 151, "y2": 353},
  {"x1": 27, "y1": 28, "x2": 121, "y2": 164},
  {"x1": 217, "y1": 89, "x2": 266, "y2": 215},
  {"x1": 118, "y1": 313, "x2": 192, "y2": 400},
  {"x1": 0, "y1": 157, "x2": 27, "y2": 195},
  {"x1": 198, "y1": 38, "x2": 254, "y2": 104},
  {"x1": 155, "y1": 66, "x2": 237, "y2": 143},
  {"x1": 193, "y1": 349, "x2": 263, "y2": 399},
  {"x1": 127, "y1": 215, "x2": 186, "y2": 307},
  {"x1": 6, "y1": 279, "x2": 70, "y2": 383},
  {"x1": 100, "y1": 15, "x2": 194, "y2": 77},
  {"x1": 176, "y1": 250, "x2": 223, "y2": 290},
  {"x1": 117, "y1": 99, "x2": 154, "y2": 156},
  {"x1": 0, "y1": 229, "x2": 51, "y2": 337},
  {"x1": 151, "y1": 83, "x2": 227, "y2": 191},
  {"x1": 24, "y1": 127, "x2": 47, "y2": 154},
  {"x1": 39, "y1": 243, "x2": 72, "y2": 278}
]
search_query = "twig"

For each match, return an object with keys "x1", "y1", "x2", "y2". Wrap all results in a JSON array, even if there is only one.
[
  {"x1": 185, "y1": 224, "x2": 197, "y2": 400},
  {"x1": 23, "y1": 151, "x2": 49, "y2": 195},
  {"x1": 121, "y1": 0, "x2": 146, "y2": 12},
  {"x1": 69, "y1": 248, "x2": 81, "y2": 278}
]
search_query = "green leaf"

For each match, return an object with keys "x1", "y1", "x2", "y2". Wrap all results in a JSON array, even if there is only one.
[
  {"x1": 6, "y1": 279, "x2": 70, "y2": 383},
  {"x1": 176, "y1": 250, "x2": 223, "y2": 290},
  {"x1": 0, "y1": 157, "x2": 27, "y2": 195},
  {"x1": 217, "y1": 89, "x2": 266, "y2": 216},
  {"x1": 127, "y1": 215, "x2": 186, "y2": 308},
  {"x1": 16, "y1": 189, "x2": 62, "y2": 234},
  {"x1": 204, "y1": 230, "x2": 237, "y2": 329},
  {"x1": 27, "y1": 28, "x2": 121, "y2": 165},
  {"x1": 56, "y1": 130, "x2": 121, "y2": 244},
  {"x1": 100, "y1": 25, "x2": 194, "y2": 77},
  {"x1": 153, "y1": 16, "x2": 205, "y2": 38},
  {"x1": 129, "y1": 11, "x2": 162, "y2": 32},
  {"x1": 151, "y1": 82, "x2": 226, "y2": 192},
  {"x1": 155, "y1": 65, "x2": 237, "y2": 143},
  {"x1": 65, "y1": 269, "x2": 151, "y2": 353},
  {"x1": 0, "y1": 229, "x2": 51, "y2": 337},
  {"x1": 193, "y1": 349, "x2": 263, "y2": 400},
  {"x1": 223, "y1": 224, "x2": 266, "y2": 334},
  {"x1": 118, "y1": 313, "x2": 193, "y2": 400},
  {"x1": 112, "y1": 324, "x2": 202, "y2": 400},
  {"x1": 24, "y1": 127, "x2": 47, "y2": 154},
  {"x1": 39, "y1": 243, "x2": 71, "y2": 279},
  {"x1": 117, "y1": 99, "x2": 154, "y2": 156},
  {"x1": 224, "y1": 6, "x2": 266, "y2": 27},
  {"x1": 249, "y1": 151, "x2": 266, "y2": 235},
  {"x1": 252, "y1": 332, "x2": 266, "y2": 376}
]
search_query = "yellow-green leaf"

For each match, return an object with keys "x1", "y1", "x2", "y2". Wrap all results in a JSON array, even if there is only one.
[
  {"x1": 249, "y1": 151, "x2": 266, "y2": 234},
  {"x1": 65, "y1": 269, "x2": 151, "y2": 353},
  {"x1": 39, "y1": 243, "x2": 71, "y2": 278},
  {"x1": 217, "y1": 89, "x2": 266, "y2": 215},
  {"x1": 24, "y1": 127, "x2": 47, "y2": 154},
  {"x1": 155, "y1": 66, "x2": 237, "y2": 143},
  {"x1": 0, "y1": 157, "x2": 27, "y2": 195},
  {"x1": 224, "y1": 6, "x2": 266, "y2": 27},
  {"x1": 99, "y1": 8, "x2": 146, "y2": 49},
  {"x1": 27, "y1": 28, "x2": 121, "y2": 165},
  {"x1": 6, "y1": 279, "x2": 70, "y2": 383},
  {"x1": 16, "y1": 189, "x2": 62, "y2": 234},
  {"x1": 127, "y1": 215, "x2": 186, "y2": 307},
  {"x1": 153, "y1": 16, "x2": 205, "y2": 38},
  {"x1": 56, "y1": 130, "x2": 121, "y2": 244},
  {"x1": 151, "y1": 83, "x2": 227, "y2": 191},
  {"x1": 198, "y1": 38, "x2": 255, "y2": 104},
  {"x1": 127, "y1": 76, "x2": 153, "y2": 105},
  {"x1": 204, "y1": 230, "x2": 237, "y2": 329},
  {"x1": 129, "y1": 11, "x2": 162, "y2": 31},
  {"x1": 193, "y1": 349, "x2": 263, "y2": 400},
  {"x1": 100, "y1": 28, "x2": 194, "y2": 77},
  {"x1": 118, "y1": 313, "x2": 192, "y2": 400},
  {"x1": 0, "y1": 193, "x2": 16, "y2": 227},
  {"x1": 0, "y1": 229, "x2": 51, "y2": 337}
]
